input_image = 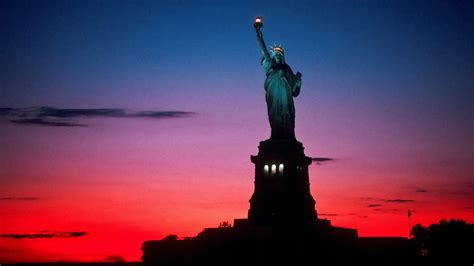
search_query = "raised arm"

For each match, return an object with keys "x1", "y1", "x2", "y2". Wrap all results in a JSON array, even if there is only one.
[{"x1": 256, "y1": 29, "x2": 271, "y2": 63}]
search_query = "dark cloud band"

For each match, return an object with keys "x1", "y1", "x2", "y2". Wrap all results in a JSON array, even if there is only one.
[
  {"x1": 318, "y1": 213, "x2": 339, "y2": 217},
  {"x1": 1, "y1": 197, "x2": 40, "y2": 201},
  {"x1": 416, "y1": 189, "x2": 428, "y2": 193},
  {"x1": 360, "y1": 197, "x2": 415, "y2": 203},
  {"x1": 367, "y1": 204, "x2": 382, "y2": 208},
  {"x1": 0, "y1": 231, "x2": 87, "y2": 239},
  {"x1": 385, "y1": 199, "x2": 415, "y2": 203},
  {"x1": 0, "y1": 107, "x2": 195, "y2": 127},
  {"x1": 311, "y1": 157, "x2": 334, "y2": 165}
]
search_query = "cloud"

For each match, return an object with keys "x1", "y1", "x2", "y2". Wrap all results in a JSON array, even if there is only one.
[
  {"x1": 318, "y1": 213, "x2": 339, "y2": 217},
  {"x1": 0, "y1": 107, "x2": 195, "y2": 127},
  {"x1": 0, "y1": 231, "x2": 87, "y2": 239},
  {"x1": 385, "y1": 199, "x2": 415, "y2": 203},
  {"x1": 10, "y1": 118, "x2": 84, "y2": 127},
  {"x1": 368, "y1": 204, "x2": 382, "y2": 208},
  {"x1": 0, "y1": 107, "x2": 14, "y2": 115},
  {"x1": 360, "y1": 197, "x2": 415, "y2": 203},
  {"x1": 311, "y1": 157, "x2": 334, "y2": 165},
  {"x1": 0, "y1": 197, "x2": 40, "y2": 201},
  {"x1": 132, "y1": 111, "x2": 194, "y2": 118},
  {"x1": 360, "y1": 197, "x2": 384, "y2": 201},
  {"x1": 37, "y1": 107, "x2": 126, "y2": 118}
]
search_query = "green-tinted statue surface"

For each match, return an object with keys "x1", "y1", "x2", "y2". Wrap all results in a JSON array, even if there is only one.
[{"x1": 255, "y1": 18, "x2": 302, "y2": 140}]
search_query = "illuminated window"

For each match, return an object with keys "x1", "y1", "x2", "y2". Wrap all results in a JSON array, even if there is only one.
[
  {"x1": 278, "y1": 164, "x2": 284, "y2": 174},
  {"x1": 264, "y1": 165, "x2": 269, "y2": 174},
  {"x1": 271, "y1": 164, "x2": 277, "y2": 175}
]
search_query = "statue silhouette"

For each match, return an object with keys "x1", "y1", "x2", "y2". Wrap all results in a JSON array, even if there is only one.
[{"x1": 256, "y1": 26, "x2": 302, "y2": 140}]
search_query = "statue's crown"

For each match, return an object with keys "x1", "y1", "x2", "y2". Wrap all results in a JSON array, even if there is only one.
[{"x1": 271, "y1": 43, "x2": 285, "y2": 55}]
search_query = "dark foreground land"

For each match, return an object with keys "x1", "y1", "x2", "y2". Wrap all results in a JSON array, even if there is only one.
[
  {"x1": 141, "y1": 219, "x2": 473, "y2": 266},
  {"x1": 3, "y1": 263, "x2": 141, "y2": 266}
]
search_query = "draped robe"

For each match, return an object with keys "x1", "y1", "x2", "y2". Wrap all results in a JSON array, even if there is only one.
[{"x1": 261, "y1": 57, "x2": 301, "y2": 139}]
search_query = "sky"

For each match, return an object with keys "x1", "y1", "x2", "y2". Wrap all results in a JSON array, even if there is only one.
[{"x1": 1, "y1": 0, "x2": 473, "y2": 263}]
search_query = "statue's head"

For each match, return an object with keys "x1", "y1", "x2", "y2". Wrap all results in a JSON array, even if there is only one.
[{"x1": 271, "y1": 44, "x2": 285, "y2": 64}]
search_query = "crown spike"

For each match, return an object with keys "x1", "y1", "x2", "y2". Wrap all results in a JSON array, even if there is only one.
[{"x1": 270, "y1": 43, "x2": 285, "y2": 55}]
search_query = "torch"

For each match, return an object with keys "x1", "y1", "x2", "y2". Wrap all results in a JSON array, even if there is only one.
[{"x1": 254, "y1": 16, "x2": 263, "y2": 30}]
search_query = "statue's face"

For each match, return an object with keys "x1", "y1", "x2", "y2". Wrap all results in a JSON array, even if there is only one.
[{"x1": 273, "y1": 53, "x2": 284, "y2": 63}]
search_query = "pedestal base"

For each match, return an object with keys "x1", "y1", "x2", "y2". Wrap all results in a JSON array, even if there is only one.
[{"x1": 248, "y1": 139, "x2": 317, "y2": 227}]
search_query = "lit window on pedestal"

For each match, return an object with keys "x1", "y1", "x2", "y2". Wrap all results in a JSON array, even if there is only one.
[
  {"x1": 278, "y1": 164, "x2": 284, "y2": 174},
  {"x1": 264, "y1": 165, "x2": 269, "y2": 174},
  {"x1": 271, "y1": 164, "x2": 277, "y2": 175}
]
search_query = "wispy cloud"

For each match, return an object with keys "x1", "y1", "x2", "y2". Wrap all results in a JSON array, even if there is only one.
[
  {"x1": 416, "y1": 189, "x2": 428, "y2": 193},
  {"x1": 360, "y1": 197, "x2": 415, "y2": 203},
  {"x1": 0, "y1": 197, "x2": 40, "y2": 201},
  {"x1": 360, "y1": 197, "x2": 384, "y2": 201},
  {"x1": 10, "y1": 118, "x2": 84, "y2": 127},
  {"x1": 311, "y1": 157, "x2": 334, "y2": 165},
  {"x1": 368, "y1": 204, "x2": 383, "y2": 208},
  {"x1": 0, "y1": 231, "x2": 87, "y2": 239},
  {"x1": 0, "y1": 107, "x2": 195, "y2": 127},
  {"x1": 318, "y1": 212, "x2": 364, "y2": 217},
  {"x1": 385, "y1": 199, "x2": 415, "y2": 203},
  {"x1": 318, "y1": 213, "x2": 339, "y2": 217},
  {"x1": 131, "y1": 111, "x2": 192, "y2": 118}
]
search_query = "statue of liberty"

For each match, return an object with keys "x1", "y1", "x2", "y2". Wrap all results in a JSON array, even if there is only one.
[{"x1": 254, "y1": 17, "x2": 302, "y2": 140}]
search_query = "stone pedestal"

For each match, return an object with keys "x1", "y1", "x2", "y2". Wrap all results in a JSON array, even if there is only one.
[{"x1": 248, "y1": 139, "x2": 317, "y2": 227}]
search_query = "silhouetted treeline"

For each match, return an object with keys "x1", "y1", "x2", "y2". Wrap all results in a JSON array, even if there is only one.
[{"x1": 411, "y1": 219, "x2": 473, "y2": 265}]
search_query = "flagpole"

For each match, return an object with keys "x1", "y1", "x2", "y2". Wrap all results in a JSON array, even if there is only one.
[{"x1": 408, "y1": 209, "x2": 412, "y2": 239}]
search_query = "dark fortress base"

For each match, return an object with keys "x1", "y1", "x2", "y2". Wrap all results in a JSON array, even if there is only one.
[
  {"x1": 142, "y1": 218, "x2": 367, "y2": 266},
  {"x1": 142, "y1": 140, "x2": 411, "y2": 265}
]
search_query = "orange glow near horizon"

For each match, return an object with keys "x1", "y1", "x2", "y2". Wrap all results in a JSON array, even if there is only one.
[{"x1": 1, "y1": 159, "x2": 472, "y2": 262}]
